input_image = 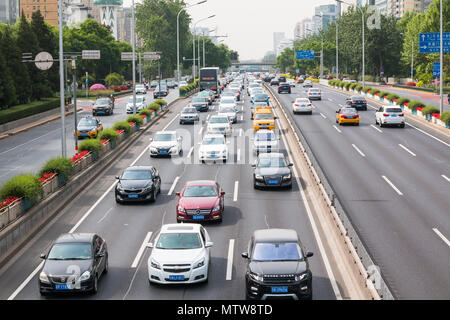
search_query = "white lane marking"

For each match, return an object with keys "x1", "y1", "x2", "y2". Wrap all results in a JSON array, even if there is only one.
[
  {"x1": 226, "y1": 239, "x2": 235, "y2": 280},
  {"x1": 382, "y1": 175, "x2": 403, "y2": 196},
  {"x1": 274, "y1": 110, "x2": 342, "y2": 300},
  {"x1": 211, "y1": 105, "x2": 215, "y2": 110},
  {"x1": 264, "y1": 215, "x2": 270, "y2": 229},
  {"x1": 332, "y1": 125, "x2": 342, "y2": 133},
  {"x1": 7, "y1": 261, "x2": 44, "y2": 300},
  {"x1": 241, "y1": 105, "x2": 244, "y2": 112},
  {"x1": 239, "y1": 128, "x2": 243, "y2": 137},
  {"x1": 328, "y1": 98, "x2": 333, "y2": 102},
  {"x1": 352, "y1": 144, "x2": 366, "y2": 157},
  {"x1": 168, "y1": 176, "x2": 180, "y2": 196},
  {"x1": 320, "y1": 113, "x2": 326, "y2": 119},
  {"x1": 240, "y1": 115, "x2": 243, "y2": 121},
  {"x1": 206, "y1": 114, "x2": 210, "y2": 120},
  {"x1": 433, "y1": 228, "x2": 450, "y2": 247},
  {"x1": 237, "y1": 148, "x2": 241, "y2": 162},
  {"x1": 370, "y1": 124, "x2": 383, "y2": 133},
  {"x1": 198, "y1": 127, "x2": 203, "y2": 135},
  {"x1": 442, "y1": 174, "x2": 450, "y2": 182},
  {"x1": 338, "y1": 104, "x2": 343, "y2": 107},
  {"x1": 233, "y1": 181, "x2": 239, "y2": 202},
  {"x1": 399, "y1": 144, "x2": 416, "y2": 157},
  {"x1": 97, "y1": 207, "x2": 113, "y2": 224},
  {"x1": 0, "y1": 128, "x2": 59, "y2": 157},
  {"x1": 187, "y1": 146, "x2": 194, "y2": 158},
  {"x1": 368, "y1": 105, "x2": 377, "y2": 110},
  {"x1": 131, "y1": 232, "x2": 152, "y2": 268},
  {"x1": 406, "y1": 122, "x2": 450, "y2": 148}
]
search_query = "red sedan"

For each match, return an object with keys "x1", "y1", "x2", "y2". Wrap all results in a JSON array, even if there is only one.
[{"x1": 176, "y1": 180, "x2": 225, "y2": 223}]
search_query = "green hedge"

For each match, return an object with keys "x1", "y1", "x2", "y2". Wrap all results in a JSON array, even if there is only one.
[
  {"x1": 0, "y1": 98, "x2": 59, "y2": 125},
  {"x1": 349, "y1": 83, "x2": 357, "y2": 90},
  {"x1": 78, "y1": 139, "x2": 102, "y2": 154},
  {"x1": 421, "y1": 106, "x2": 440, "y2": 116},
  {"x1": 339, "y1": 81, "x2": 345, "y2": 88},
  {"x1": 139, "y1": 109, "x2": 152, "y2": 117},
  {"x1": 396, "y1": 97, "x2": 410, "y2": 106},
  {"x1": 379, "y1": 91, "x2": 389, "y2": 98},
  {"x1": 363, "y1": 87, "x2": 372, "y2": 93},
  {"x1": 113, "y1": 121, "x2": 131, "y2": 134},
  {"x1": 154, "y1": 99, "x2": 167, "y2": 106},
  {"x1": 126, "y1": 115, "x2": 144, "y2": 126},
  {"x1": 370, "y1": 88, "x2": 380, "y2": 95},
  {"x1": 148, "y1": 103, "x2": 161, "y2": 111},
  {"x1": 386, "y1": 93, "x2": 400, "y2": 101},
  {"x1": 441, "y1": 111, "x2": 450, "y2": 125},
  {"x1": 38, "y1": 157, "x2": 73, "y2": 179},
  {"x1": 98, "y1": 128, "x2": 119, "y2": 142},
  {"x1": 344, "y1": 82, "x2": 352, "y2": 90},
  {"x1": 355, "y1": 85, "x2": 363, "y2": 92},
  {"x1": 407, "y1": 100, "x2": 425, "y2": 111},
  {"x1": 0, "y1": 174, "x2": 42, "y2": 203}
]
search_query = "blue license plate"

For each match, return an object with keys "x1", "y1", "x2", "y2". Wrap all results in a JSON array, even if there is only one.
[
  {"x1": 81, "y1": 133, "x2": 87, "y2": 136},
  {"x1": 261, "y1": 127, "x2": 268, "y2": 129},
  {"x1": 357, "y1": 105, "x2": 362, "y2": 107},
  {"x1": 55, "y1": 284, "x2": 69, "y2": 290},
  {"x1": 128, "y1": 194, "x2": 138, "y2": 198},
  {"x1": 169, "y1": 275, "x2": 185, "y2": 281},
  {"x1": 193, "y1": 215, "x2": 204, "y2": 220},
  {"x1": 391, "y1": 115, "x2": 397, "y2": 117},
  {"x1": 209, "y1": 154, "x2": 217, "y2": 158},
  {"x1": 268, "y1": 180, "x2": 279, "y2": 184},
  {"x1": 185, "y1": 118, "x2": 191, "y2": 121},
  {"x1": 348, "y1": 116, "x2": 354, "y2": 119},
  {"x1": 98, "y1": 111, "x2": 103, "y2": 114},
  {"x1": 271, "y1": 286, "x2": 288, "y2": 293},
  {"x1": 159, "y1": 150, "x2": 168, "y2": 154}
]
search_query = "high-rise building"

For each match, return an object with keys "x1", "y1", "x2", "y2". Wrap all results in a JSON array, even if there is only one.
[
  {"x1": 294, "y1": 18, "x2": 313, "y2": 40},
  {"x1": 20, "y1": 0, "x2": 62, "y2": 26},
  {"x1": 273, "y1": 32, "x2": 285, "y2": 55},
  {"x1": 313, "y1": 4, "x2": 337, "y2": 33},
  {"x1": 94, "y1": 0, "x2": 122, "y2": 39},
  {"x1": 276, "y1": 39, "x2": 293, "y2": 57},
  {"x1": 388, "y1": 0, "x2": 433, "y2": 19},
  {"x1": 0, "y1": 0, "x2": 20, "y2": 24}
]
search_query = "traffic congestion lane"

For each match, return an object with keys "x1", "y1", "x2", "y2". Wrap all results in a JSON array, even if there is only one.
[
  {"x1": 272, "y1": 83, "x2": 450, "y2": 299},
  {"x1": 2, "y1": 84, "x2": 338, "y2": 300},
  {"x1": 0, "y1": 89, "x2": 179, "y2": 186}
]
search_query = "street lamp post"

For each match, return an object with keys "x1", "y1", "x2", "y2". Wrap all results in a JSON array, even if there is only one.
[
  {"x1": 315, "y1": 13, "x2": 324, "y2": 79},
  {"x1": 202, "y1": 28, "x2": 216, "y2": 68},
  {"x1": 177, "y1": 1, "x2": 207, "y2": 85},
  {"x1": 58, "y1": 0, "x2": 66, "y2": 157},
  {"x1": 131, "y1": 0, "x2": 136, "y2": 114},
  {"x1": 192, "y1": 15, "x2": 215, "y2": 81}
]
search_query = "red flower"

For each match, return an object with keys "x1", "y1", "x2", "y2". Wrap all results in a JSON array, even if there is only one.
[
  {"x1": 115, "y1": 129, "x2": 124, "y2": 134},
  {"x1": 39, "y1": 172, "x2": 56, "y2": 183},
  {"x1": 128, "y1": 122, "x2": 135, "y2": 126},
  {"x1": 431, "y1": 113, "x2": 440, "y2": 119},
  {"x1": 140, "y1": 114, "x2": 147, "y2": 118},
  {"x1": 70, "y1": 150, "x2": 89, "y2": 163},
  {"x1": 101, "y1": 139, "x2": 109, "y2": 145},
  {"x1": 0, "y1": 197, "x2": 19, "y2": 209}
]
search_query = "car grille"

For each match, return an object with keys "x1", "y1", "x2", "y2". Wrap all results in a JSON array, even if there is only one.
[
  {"x1": 263, "y1": 274, "x2": 297, "y2": 284},
  {"x1": 79, "y1": 130, "x2": 90, "y2": 133},
  {"x1": 186, "y1": 209, "x2": 211, "y2": 215},
  {"x1": 124, "y1": 189, "x2": 142, "y2": 193},
  {"x1": 50, "y1": 275, "x2": 75, "y2": 284},
  {"x1": 163, "y1": 264, "x2": 191, "y2": 273}
]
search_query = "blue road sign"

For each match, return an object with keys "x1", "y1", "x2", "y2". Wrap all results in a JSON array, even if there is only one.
[
  {"x1": 85, "y1": 77, "x2": 89, "y2": 84},
  {"x1": 296, "y1": 68, "x2": 300, "y2": 73},
  {"x1": 297, "y1": 50, "x2": 315, "y2": 60},
  {"x1": 419, "y1": 33, "x2": 450, "y2": 53},
  {"x1": 433, "y1": 62, "x2": 440, "y2": 78}
]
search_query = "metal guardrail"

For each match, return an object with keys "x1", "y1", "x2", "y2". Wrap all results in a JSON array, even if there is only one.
[{"x1": 265, "y1": 83, "x2": 395, "y2": 300}]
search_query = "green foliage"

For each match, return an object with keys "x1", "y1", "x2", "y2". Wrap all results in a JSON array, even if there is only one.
[
  {"x1": 407, "y1": 100, "x2": 425, "y2": 111},
  {"x1": 105, "y1": 73, "x2": 124, "y2": 87},
  {"x1": 98, "y1": 128, "x2": 119, "y2": 142},
  {"x1": 148, "y1": 103, "x2": 161, "y2": 111},
  {"x1": 396, "y1": 97, "x2": 410, "y2": 106},
  {"x1": 126, "y1": 115, "x2": 144, "y2": 126},
  {"x1": 344, "y1": 82, "x2": 352, "y2": 90},
  {"x1": 0, "y1": 174, "x2": 42, "y2": 203},
  {"x1": 154, "y1": 99, "x2": 167, "y2": 106},
  {"x1": 386, "y1": 93, "x2": 400, "y2": 101},
  {"x1": 0, "y1": 98, "x2": 59, "y2": 125},
  {"x1": 379, "y1": 91, "x2": 389, "y2": 98},
  {"x1": 78, "y1": 139, "x2": 102, "y2": 154},
  {"x1": 355, "y1": 85, "x2": 363, "y2": 91},
  {"x1": 349, "y1": 83, "x2": 357, "y2": 90},
  {"x1": 363, "y1": 87, "x2": 372, "y2": 93},
  {"x1": 38, "y1": 157, "x2": 73, "y2": 179},
  {"x1": 440, "y1": 111, "x2": 450, "y2": 125},
  {"x1": 421, "y1": 106, "x2": 440, "y2": 116},
  {"x1": 139, "y1": 109, "x2": 152, "y2": 117},
  {"x1": 113, "y1": 121, "x2": 131, "y2": 134},
  {"x1": 370, "y1": 88, "x2": 380, "y2": 95}
]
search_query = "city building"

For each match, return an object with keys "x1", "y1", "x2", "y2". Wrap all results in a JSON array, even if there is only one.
[
  {"x1": 66, "y1": 0, "x2": 90, "y2": 26},
  {"x1": 276, "y1": 39, "x2": 293, "y2": 57},
  {"x1": 0, "y1": 0, "x2": 20, "y2": 24},
  {"x1": 273, "y1": 32, "x2": 285, "y2": 55},
  {"x1": 20, "y1": 0, "x2": 61, "y2": 26},
  {"x1": 94, "y1": 0, "x2": 122, "y2": 39},
  {"x1": 313, "y1": 4, "x2": 337, "y2": 33},
  {"x1": 388, "y1": 0, "x2": 433, "y2": 18}
]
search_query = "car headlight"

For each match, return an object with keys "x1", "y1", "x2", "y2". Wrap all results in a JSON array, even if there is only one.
[
  {"x1": 178, "y1": 206, "x2": 185, "y2": 213},
  {"x1": 144, "y1": 184, "x2": 153, "y2": 192},
  {"x1": 193, "y1": 258, "x2": 205, "y2": 269},
  {"x1": 150, "y1": 259, "x2": 161, "y2": 270},
  {"x1": 295, "y1": 272, "x2": 308, "y2": 281},
  {"x1": 79, "y1": 270, "x2": 91, "y2": 282},
  {"x1": 117, "y1": 184, "x2": 124, "y2": 191},
  {"x1": 39, "y1": 272, "x2": 50, "y2": 283},
  {"x1": 255, "y1": 174, "x2": 263, "y2": 180},
  {"x1": 212, "y1": 204, "x2": 221, "y2": 212},
  {"x1": 150, "y1": 147, "x2": 157, "y2": 152},
  {"x1": 249, "y1": 272, "x2": 263, "y2": 282},
  {"x1": 283, "y1": 174, "x2": 291, "y2": 180}
]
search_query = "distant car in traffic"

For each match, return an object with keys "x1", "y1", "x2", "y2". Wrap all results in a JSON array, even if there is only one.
[
  {"x1": 179, "y1": 106, "x2": 200, "y2": 124},
  {"x1": 292, "y1": 98, "x2": 312, "y2": 115},
  {"x1": 336, "y1": 107, "x2": 360, "y2": 126},
  {"x1": 126, "y1": 96, "x2": 146, "y2": 114},
  {"x1": 375, "y1": 105, "x2": 405, "y2": 128},
  {"x1": 199, "y1": 134, "x2": 229, "y2": 163},
  {"x1": 307, "y1": 88, "x2": 321, "y2": 100},
  {"x1": 270, "y1": 79, "x2": 279, "y2": 86},
  {"x1": 252, "y1": 130, "x2": 279, "y2": 155},
  {"x1": 278, "y1": 83, "x2": 291, "y2": 94},
  {"x1": 303, "y1": 79, "x2": 313, "y2": 88},
  {"x1": 74, "y1": 116, "x2": 103, "y2": 139},
  {"x1": 345, "y1": 96, "x2": 367, "y2": 111},
  {"x1": 207, "y1": 115, "x2": 232, "y2": 136},
  {"x1": 135, "y1": 85, "x2": 147, "y2": 95},
  {"x1": 190, "y1": 96, "x2": 209, "y2": 112},
  {"x1": 115, "y1": 166, "x2": 161, "y2": 203}
]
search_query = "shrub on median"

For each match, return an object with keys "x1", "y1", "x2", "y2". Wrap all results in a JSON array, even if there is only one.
[
  {"x1": 421, "y1": 106, "x2": 440, "y2": 116},
  {"x1": 396, "y1": 97, "x2": 410, "y2": 106},
  {"x1": 344, "y1": 82, "x2": 352, "y2": 90},
  {"x1": 113, "y1": 121, "x2": 131, "y2": 134},
  {"x1": 126, "y1": 115, "x2": 144, "y2": 126},
  {"x1": 355, "y1": 84, "x2": 363, "y2": 92},
  {"x1": 78, "y1": 138, "x2": 102, "y2": 155},
  {"x1": 0, "y1": 174, "x2": 42, "y2": 204},
  {"x1": 38, "y1": 157, "x2": 73, "y2": 180},
  {"x1": 379, "y1": 91, "x2": 389, "y2": 99},
  {"x1": 386, "y1": 93, "x2": 400, "y2": 101},
  {"x1": 349, "y1": 83, "x2": 357, "y2": 90},
  {"x1": 363, "y1": 87, "x2": 372, "y2": 93},
  {"x1": 441, "y1": 111, "x2": 450, "y2": 125},
  {"x1": 139, "y1": 109, "x2": 152, "y2": 117},
  {"x1": 369, "y1": 88, "x2": 380, "y2": 95},
  {"x1": 154, "y1": 99, "x2": 167, "y2": 106},
  {"x1": 407, "y1": 100, "x2": 425, "y2": 111},
  {"x1": 148, "y1": 103, "x2": 161, "y2": 111},
  {"x1": 98, "y1": 128, "x2": 119, "y2": 143}
]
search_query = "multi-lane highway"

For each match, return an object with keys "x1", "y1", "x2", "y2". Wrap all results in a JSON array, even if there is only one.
[
  {"x1": 0, "y1": 83, "x2": 339, "y2": 300},
  {"x1": 0, "y1": 90, "x2": 178, "y2": 185},
  {"x1": 269, "y1": 82, "x2": 450, "y2": 299}
]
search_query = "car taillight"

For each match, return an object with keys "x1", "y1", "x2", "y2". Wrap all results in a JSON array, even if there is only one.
[
  {"x1": 340, "y1": 115, "x2": 346, "y2": 119},
  {"x1": 307, "y1": 104, "x2": 312, "y2": 107},
  {"x1": 383, "y1": 113, "x2": 389, "y2": 117},
  {"x1": 294, "y1": 104, "x2": 299, "y2": 107},
  {"x1": 355, "y1": 114, "x2": 359, "y2": 118},
  {"x1": 399, "y1": 113, "x2": 404, "y2": 117}
]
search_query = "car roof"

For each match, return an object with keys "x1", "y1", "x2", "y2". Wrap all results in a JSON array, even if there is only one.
[
  {"x1": 160, "y1": 223, "x2": 201, "y2": 233},
  {"x1": 185, "y1": 180, "x2": 216, "y2": 186},
  {"x1": 256, "y1": 129, "x2": 275, "y2": 134},
  {"x1": 203, "y1": 133, "x2": 225, "y2": 139},
  {"x1": 55, "y1": 233, "x2": 95, "y2": 243},
  {"x1": 210, "y1": 115, "x2": 229, "y2": 119},
  {"x1": 258, "y1": 152, "x2": 284, "y2": 158},
  {"x1": 254, "y1": 108, "x2": 272, "y2": 114},
  {"x1": 253, "y1": 229, "x2": 299, "y2": 243},
  {"x1": 124, "y1": 165, "x2": 154, "y2": 171},
  {"x1": 351, "y1": 96, "x2": 364, "y2": 99},
  {"x1": 295, "y1": 98, "x2": 310, "y2": 101},
  {"x1": 156, "y1": 130, "x2": 176, "y2": 135}
]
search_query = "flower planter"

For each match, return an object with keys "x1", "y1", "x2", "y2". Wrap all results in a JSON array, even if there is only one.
[
  {"x1": 57, "y1": 174, "x2": 68, "y2": 187},
  {"x1": 42, "y1": 179, "x2": 53, "y2": 198},
  {"x1": 20, "y1": 199, "x2": 32, "y2": 214},
  {"x1": 72, "y1": 160, "x2": 82, "y2": 174},
  {"x1": 100, "y1": 140, "x2": 110, "y2": 155},
  {"x1": 0, "y1": 209, "x2": 8, "y2": 228}
]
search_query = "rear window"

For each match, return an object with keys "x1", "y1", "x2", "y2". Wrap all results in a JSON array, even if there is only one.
[{"x1": 386, "y1": 108, "x2": 402, "y2": 113}]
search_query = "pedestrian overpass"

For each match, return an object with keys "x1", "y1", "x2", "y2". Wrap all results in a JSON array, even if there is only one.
[{"x1": 230, "y1": 61, "x2": 276, "y2": 72}]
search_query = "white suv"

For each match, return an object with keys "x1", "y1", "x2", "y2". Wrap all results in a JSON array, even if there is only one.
[
  {"x1": 207, "y1": 115, "x2": 232, "y2": 136},
  {"x1": 199, "y1": 134, "x2": 229, "y2": 163},
  {"x1": 375, "y1": 105, "x2": 405, "y2": 128}
]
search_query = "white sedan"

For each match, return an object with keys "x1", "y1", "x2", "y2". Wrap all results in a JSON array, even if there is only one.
[
  {"x1": 199, "y1": 134, "x2": 229, "y2": 163},
  {"x1": 292, "y1": 98, "x2": 312, "y2": 114},
  {"x1": 126, "y1": 96, "x2": 146, "y2": 114},
  {"x1": 149, "y1": 131, "x2": 183, "y2": 157},
  {"x1": 207, "y1": 115, "x2": 232, "y2": 136},
  {"x1": 147, "y1": 223, "x2": 213, "y2": 284}
]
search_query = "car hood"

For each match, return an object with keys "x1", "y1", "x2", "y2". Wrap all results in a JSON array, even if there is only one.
[
  {"x1": 127, "y1": 103, "x2": 143, "y2": 108},
  {"x1": 254, "y1": 119, "x2": 274, "y2": 124},
  {"x1": 254, "y1": 140, "x2": 278, "y2": 147},
  {"x1": 150, "y1": 248, "x2": 205, "y2": 265},
  {"x1": 119, "y1": 179, "x2": 153, "y2": 189},
  {"x1": 218, "y1": 112, "x2": 236, "y2": 118},
  {"x1": 77, "y1": 126, "x2": 96, "y2": 131},
  {"x1": 249, "y1": 260, "x2": 307, "y2": 275},
  {"x1": 199, "y1": 144, "x2": 227, "y2": 153},
  {"x1": 208, "y1": 123, "x2": 230, "y2": 129},
  {"x1": 191, "y1": 102, "x2": 207, "y2": 106},
  {"x1": 93, "y1": 104, "x2": 109, "y2": 109},
  {"x1": 179, "y1": 196, "x2": 219, "y2": 209},
  {"x1": 150, "y1": 141, "x2": 177, "y2": 148},
  {"x1": 43, "y1": 259, "x2": 92, "y2": 277},
  {"x1": 255, "y1": 167, "x2": 290, "y2": 176},
  {"x1": 180, "y1": 113, "x2": 198, "y2": 117}
]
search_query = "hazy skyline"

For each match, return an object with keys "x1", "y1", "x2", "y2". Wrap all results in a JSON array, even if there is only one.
[{"x1": 122, "y1": 0, "x2": 334, "y2": 60}]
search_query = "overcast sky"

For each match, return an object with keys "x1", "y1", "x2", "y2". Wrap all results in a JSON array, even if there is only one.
[{"x1": 122, "y1": 0, "x2": 334, "y2": 60}]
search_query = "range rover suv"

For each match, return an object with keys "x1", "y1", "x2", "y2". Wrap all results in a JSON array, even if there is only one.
[{"x1": 242, "y1": 228, "x2": 313, "y2": 300}]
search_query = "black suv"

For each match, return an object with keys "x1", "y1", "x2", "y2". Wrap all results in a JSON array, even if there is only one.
[
  {"x1": 345, "y1": 96, "x2": 367, "y2": 111},
  {"x1": 278, "y1": 76, "x2": 286, "y2": 83},
  {"x1": 278, "y1": 83, "x2": 291, "y2": 94},
  {"x1": 92, "y1": 98, "x2": 114, "y2": 116},
  {"x1": 242, "y1": 229, "x2": 313, "y2": 300}
]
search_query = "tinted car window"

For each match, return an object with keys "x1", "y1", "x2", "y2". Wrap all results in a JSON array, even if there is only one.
[
  {"x1": 252, "y1": 242, "x2": 302, "y2": 261},
  {"x1": 156, "y1": 233, "x2": 202, "y2": 249},
  {"x1": 183, "y1": 186, "x2": 217, "y2": 197},
  {"x1": 386, "y1": 108, "x2": 402, "y2": 113},
  {"x1": 48, "y1": 243, "x2": 92, "y2": 260},
  {"x1": 122, "y1": 170, "x2": 153, "y2": 180}
]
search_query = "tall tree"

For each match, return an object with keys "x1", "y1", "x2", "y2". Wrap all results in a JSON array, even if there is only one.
[{"x1": 0, "y1": 33, "x2": 16, "y2": 108}]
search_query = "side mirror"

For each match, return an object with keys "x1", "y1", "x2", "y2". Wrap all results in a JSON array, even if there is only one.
[
  {"x1": 205, "y1": 241, "x2": 214, "y2": 248},
  {"x1": 241, "y1": 252, "x2": 249, "y2": 259},
  {"x1": 335, "y1": 110, "x2": 339, "y2": 113},
  {"x1": 251, "y1": 164, "x2": 256, "y2": 168},
  {"x1": 146, "y1": 242, "x2": 154, "y2": 248},
  {"x1": 274, "y1": 116, "x2": 278, "y2": 119},
  {"x1": 95, "y1": 252, "x2": 105, "y2": 258},
  {"x1": 221, "y1": 191, "x2": 225, "y2": 196},
  {"x1": 115, "y1": 176, "x2": 120, "y2": 179},
  {"x1": 306, "y1": 252, "x2": 314, "y2": 258},
  {"x1": 149, "y1": 138, "x2": 153, "y2": 142},
  {"x1": 288, "y1": 163, "x2": 293, "y2": 167},
  {"x1": 175, "y1": 192, "x2": 180, "y2": 196},
  {"x1": 40, "y1": 254, "x2": 46, "y2": 259}
]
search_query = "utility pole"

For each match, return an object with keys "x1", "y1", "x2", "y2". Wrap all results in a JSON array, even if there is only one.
[
  {"x1": 59, "y1": 0, "x2": 66, "y2": 157},
  {"x1": 131, "y1": 0, "x2": 137, "y2": 114},
  {"x1": 72, "y1": 58, "x2": 78, "y2": 151},
  {"x1": 439, "y1": 0, "x2": 443, "y2": 114}
]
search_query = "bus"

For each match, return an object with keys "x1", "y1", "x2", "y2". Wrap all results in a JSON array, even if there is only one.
[{"x1": 199, "y1": 67, "x2": 220, "y2": 95}]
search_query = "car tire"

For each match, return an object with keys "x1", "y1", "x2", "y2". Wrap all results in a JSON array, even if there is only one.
[
  {"x1": 253, "y1": 181, "x2": 258, "y2": 189},
  {"x1": 375, "y1": 118, "x2": 378, "y2": 124},
  {"x1": 380, "y1": 122, "x2": 384, "y2": 127},
  {"x1": 309, "y1": 111, "x2": 312, "y2": 115},
  {"x1": 91, "y1": 275, "x2": 98, "y2": 295},
  {"x1": 150, "y1": 189, "x2": 157, "y2": 203},
  {"x1": 176, "y1": 218, "x2": 181, "y2": 223},
  {"x1": 104, "y1": 256, "x2": 109, "y2": 274},
  {"x1": 400, "y1": 123, "x2": 405, "y2": 128}
]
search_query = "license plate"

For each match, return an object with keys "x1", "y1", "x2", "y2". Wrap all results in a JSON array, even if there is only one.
[
  {"x1": 55, "y1": 284, "x2": 69, "y2": 290},
  {"x1": 98, "y1": 111, "x2": 103, "y2": 114},
  {"x1": 391, "y1": 115, "x2": 397, "y2": 117},
  {"x1": 348, "y1": 116, "x2": 353, "y2": 119},
  {"x1": 261, "y1": 127, "x2": 268, "y2": 129},
  {"x1": 357, "y1": 105, "x2": 362, "y2": 107},
  {"x1": 81, "y1": 133, "x2": 87, "y2": 136},
  {"x1": 169, "y1": 275, "x2": 185, "y2": 281},
  {"x1": 193, "y1": 215, "x2": 204, "y2": 220},
  {"x1": 271, "y1": 286, "x2": 288, "y2": 293},
  {"x1": 159, "y1": 150, "x2": 168, "y2": 154},
  {"x1": 128, "y1": 194, "x2": 138, "y2": 198},
  {"x1": 209, "y1": 154, "x2": 217, "y2": 158},
  {"x1": 185, "y1": 118, "x2": 191, "y2": 121},
  {"x1": 268, "y1": 180, "x2": 279, "y2": 184}
]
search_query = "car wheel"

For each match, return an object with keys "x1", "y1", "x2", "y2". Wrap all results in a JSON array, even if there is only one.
[
  {"x1": 91, "y1": 275, "x2": 98, "y2": 295},
  {"x1": 104, "y1": 256, "x2": 109, "y2": 274},
  {"x1": 309, "y1": 111, "x2": 312, "y2": 115},
  {"x1": 375, "y1": 118, "x2": 378, "y2": 124},
  {"x1": 253, "y1": 181, "x2": 258, "y2": 189},
  {"x1": 380, "y1": 122, "x2": 384, "y2": 127},
  {"x1": 400, "y1": 123, "x2": 405, "y2": 128},
  {"x1": 150, "y1": 189, "x2": 157, "y2": 203},
  {"x1": 176, "y1": 218, "x2": 181, "y2": 223}
]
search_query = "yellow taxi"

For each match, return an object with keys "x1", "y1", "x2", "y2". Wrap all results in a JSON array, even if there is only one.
[
  {"x1": 253, "y1": 108, "x2": 276, "y2": 131},
  {"x1": 73, "y1": 116, "x2": 103, "y2": 139},
  {"x1": 336, "y1": 107, "x2": 360, "y2": 126}
]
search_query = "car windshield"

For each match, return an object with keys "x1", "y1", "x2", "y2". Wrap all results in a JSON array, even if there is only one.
[
  {"x1": 221, "y1": 98, "x2": 235, "y2": 104},
  {"x1": 309, "y1": 89, "x2": 320, "y2": 93},
  {"x1": 96, "y1": 99, "x2": 109, "y2": 105},
  {"x1": 136, "y1": 85, "x2": 145, "y2": 89},
  {"x1": 78, "y1": 118, "x2": 97, "y2": 126},
  {"x1": 222, "y1": 92, "x2": 234, "y2": 96},
  {"x1": 258, "y1": 156, "x2": 287, "y2": 167},
  {"x1": 255, "y1": 132, "x2": 276, "y2": 141},
  {"x1": 128, "y1": 97, "x2": 143, "y2": 103},
  {"x1": 156, "y1": 233, "x2": 202, "y2": 250},
  {"x1": 210, "y1": 117, "x2": 229, "y2": 124},
  {"x1": 254, "y1": 113, "x2": 273, "y2": 120},
  {"x1": 183, "y1": 185, "x2": 217, "y2": 197},
  {"x1": 47, "y1": 243, "x2": 92, "y2": 260},
  {"x1": 183, "y1": 108, "x2": 196, "y2": 113},
  {"x1": 121, "y1": 170, "x2": 152, "y2": 180},
  {"x1": 192, "y1": 97, "x2": 206, "y2": 103},
  {"x1": 252, "y1": 242, "x2": 302, "y2": 261},
  {"x1": 154, "y1": 133, "x2": 175, "y2": 141},
  {"x1": 219, "y1": 107, "x2": 235, "y2": 113},
  {"x1": 341, "y1": 108, "x2": 357, "y2": 114},
  {"x1": 254, "y1": 94, "x2": 268, "y2": 101},
  {"x1": 202, "y1": 136, "x2": 225, "y2": 145},
  {"x1": 295, "y1": 99, "x2": 309, "y2": 104},
  {"x1": 386, "y1": 108, "x2": 402, "y2": 113}
]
